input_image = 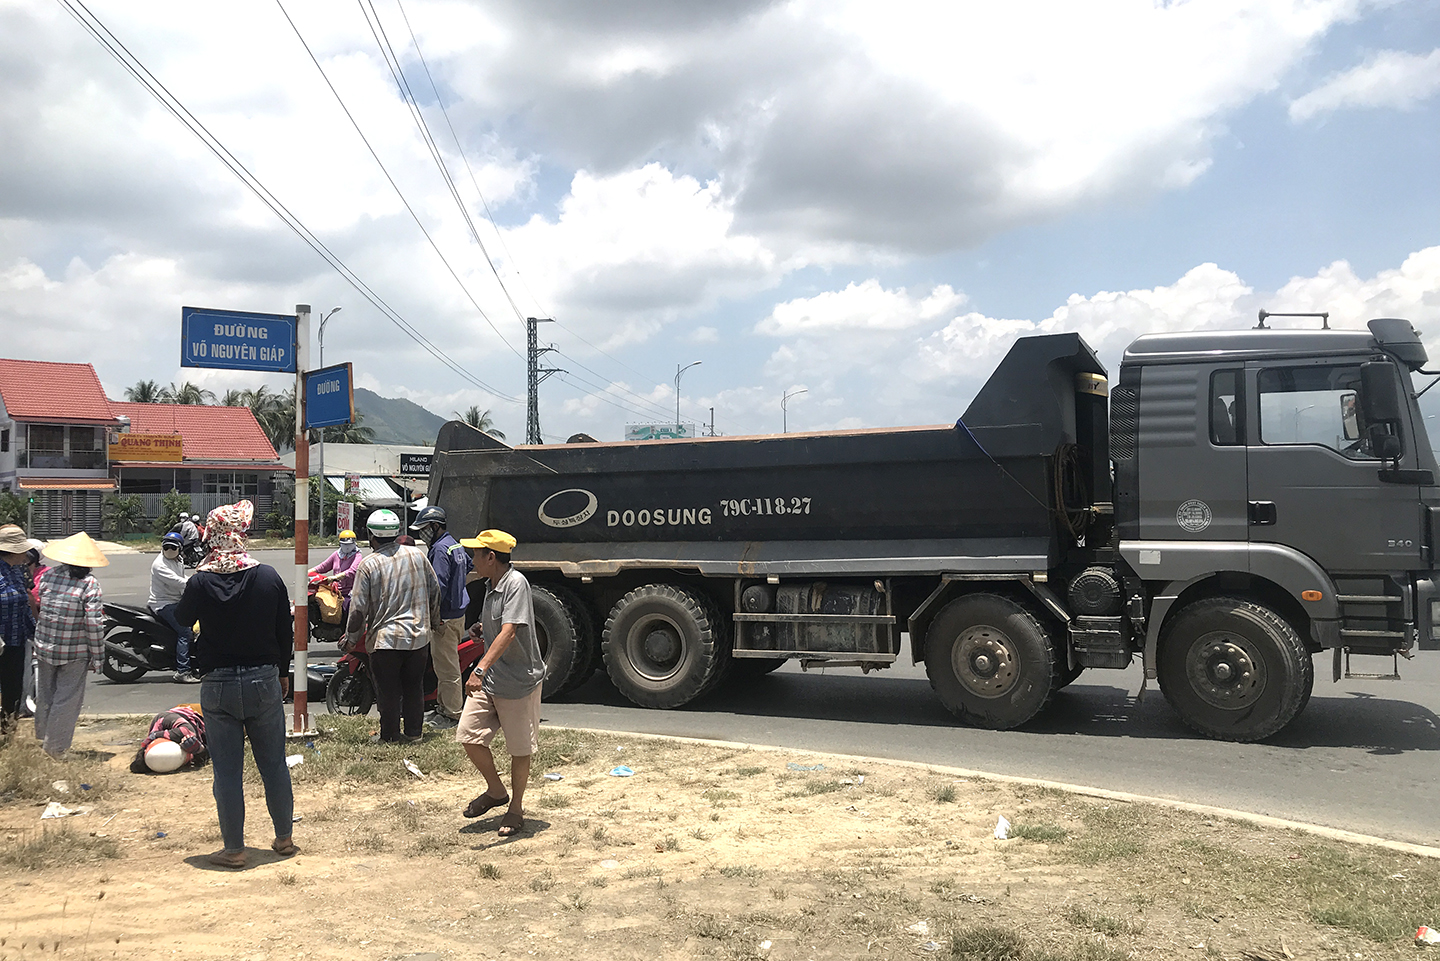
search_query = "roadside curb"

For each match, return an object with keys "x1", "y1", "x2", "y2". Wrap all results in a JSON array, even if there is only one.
[{"x1": 548, "y1": 725, "x2": 1440, "y2": 861}]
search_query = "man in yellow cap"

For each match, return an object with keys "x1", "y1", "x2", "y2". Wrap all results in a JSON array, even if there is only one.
[{"x1": 455, "y1": 529, "x2": 543, "y2": 837}]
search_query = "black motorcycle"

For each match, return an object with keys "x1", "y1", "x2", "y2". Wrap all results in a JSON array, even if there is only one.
[
  {"x1": 101, "y1": 603, "x2": 185, "y2": 681},
  {"x1": 101, "y1": 602, "x2": 330, "y2": 699}
]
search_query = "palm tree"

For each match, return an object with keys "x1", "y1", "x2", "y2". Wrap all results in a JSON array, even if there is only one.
[
  {"x1": 455, "y1": 405, "x2": 505, "y2": 440},
  {"x1": 251, "y1": 387, "x2": 295, "y2": 453},
  {"x1": 220, "y1": 389, "x2": 247, "y2": 407},
  {"x1": 124, "y1": 380, "x2": 165, "y2": 403},
  {"x1": 319, "y1": 412, "x2": 376, "y2": 444},
  {"x1": 162, "y1": 382, "x2": 215, "y2": 405}
]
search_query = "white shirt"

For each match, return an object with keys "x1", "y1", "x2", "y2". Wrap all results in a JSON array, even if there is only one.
[{"x1": 148, "y1": 552, "x2": 188, "y2": 608}]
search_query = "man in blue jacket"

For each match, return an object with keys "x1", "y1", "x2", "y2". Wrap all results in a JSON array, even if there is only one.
[{"x1": 411, "y1": 505, "x2": 470, "y2": 728}]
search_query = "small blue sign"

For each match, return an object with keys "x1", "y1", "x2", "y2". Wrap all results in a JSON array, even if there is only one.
[
  {"x1": 181, "y1": 306, "x2": 296, "y2": 372},
  {"x1": 305, "y1": 363, "x2": 354, "y2": 430}
]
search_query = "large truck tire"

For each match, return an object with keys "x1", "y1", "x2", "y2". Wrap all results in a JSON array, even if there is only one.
[
  {"x1": 1156, "y1": 597, "x2": 1311, "y2": 742},
  {"x1": 534, "y1": 586, "x2": 592, "y2": 701},
  {"x1": 1054, "y1": 662, "x2": 1085, "y2": 689},
  {"x1": 603, "y1": 584, "x2": 726, "y2": 708},
  {"x1": 545, "y1": 585, "x2": 600, "y2": 697},
  {"x1": 729, "y1": 656, "x2": 788, "y2": 680},
  {"x1": 924, "y1": 593, "x2": 1057, "y2": 729}
]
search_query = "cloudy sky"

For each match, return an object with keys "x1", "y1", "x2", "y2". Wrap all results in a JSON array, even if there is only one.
[{"x1": 3, "y1": 0, "x2": 1439, "y2": 441}]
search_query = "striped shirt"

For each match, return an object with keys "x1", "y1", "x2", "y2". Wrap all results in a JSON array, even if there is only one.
[
  {"x1": 34, "y1": 567, "x2": 104, "y2": 667},
  {"x1": 351, "y1": 543, "x2": 440, "y2": 652}
]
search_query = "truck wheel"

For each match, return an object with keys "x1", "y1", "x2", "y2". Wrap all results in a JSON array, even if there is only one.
[
  {"x1": 924, "y1": 593, "x2": 1056, "y2": 729},
  {"x1": 1055, "y1": 662, "x2": 1085, "y2": 690},
  {"x1": 603, "y1": 584, "x2": 725, "y2": 708},
  {"x1": 1157, "y1": 597, "x2": 1312, "y2": 742},
  {"x1": 730, "y1": 656, "x2": 788, "y2": 679},
  {"x1": 534, "y1": 586, "x2": 591, "y2": 701}
]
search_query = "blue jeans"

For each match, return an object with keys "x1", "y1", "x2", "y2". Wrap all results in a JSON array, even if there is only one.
[
  {"x1": 200, "y1": 666, "x2": 293, "y2": 851},
  {"x1": 152, "y1": 604, "x2": 193, "y2": 673}
]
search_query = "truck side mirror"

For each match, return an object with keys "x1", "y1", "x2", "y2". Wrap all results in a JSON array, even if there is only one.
[
  {"x1": 1360, "y1": 361, "x2": 1403, "y2": 424},
  {"x1": 1339, "y1": 391, "x2": 1359, "y2": 440}
]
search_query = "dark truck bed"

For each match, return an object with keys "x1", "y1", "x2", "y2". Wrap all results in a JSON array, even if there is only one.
[{"x1": 429, "y1": 333, "x2": 1107, "y2": 579}]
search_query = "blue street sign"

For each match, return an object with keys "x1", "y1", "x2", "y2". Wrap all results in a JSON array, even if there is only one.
[
  {"x1": 181, "y1": 306, "x2": 296, "y2": 372},
  {"x1": 304, "y1": 363, "x2": 354, "y2": 430}
]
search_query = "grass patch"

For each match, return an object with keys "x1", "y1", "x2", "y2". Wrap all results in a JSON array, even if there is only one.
[
  {"x1": 477, "y1": 863, "x2": 500, "y2": 880},
  {"x1": 0, "y1": 826, "x2": 119, "y2": 870},
  {"x1": 536, "y1": 793, "x2": 573, "y2": 809},
  {"x1": 789, "y1": 779, "x2": 843, "y2": 797},
  {"x1": 529, "y1": 868, "x2": 555, "y2": 892},
  {"x1": 1061, "y1": 905, "x2": 1142, "y2": 937},
  {"x1": 702, "y1": 788, "x2": 739, "y2": 803},
  {"x1": 0, "y1": 729, "x2": 111, "y2": 802},
  {"x1": 623, "y1": 866, "x2": 661, "y2": 879},
  {"x1": 948, "y1": 924, "x2": 1130, "y2": 961},
  {"x1": 718, "y1": 864, "x2": 763, "y2": 879},
  {"x1": 733, "y1": 765, "x2": 766, "y2": 777},
  {"x1": 929, "y1": 783, "x2": 957, "y2": 803},
  {"x1": 1011, "y1": 822, "x2": 1068, "y2": 843}
]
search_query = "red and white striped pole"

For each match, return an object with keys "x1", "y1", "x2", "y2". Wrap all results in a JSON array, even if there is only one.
[{"x1": 292, "y1": 305, "x2": 311, "y2": 735}]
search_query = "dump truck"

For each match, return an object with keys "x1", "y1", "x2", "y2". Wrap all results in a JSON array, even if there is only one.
[{"x1": 431, "y1": 316, "x2": 1440, "y2": 741}]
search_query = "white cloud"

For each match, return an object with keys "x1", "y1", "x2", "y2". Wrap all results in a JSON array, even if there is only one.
[
  {"x1": 756, "y1": 280, "x2": 965, "y2": 336},
  {"x1": 688, "y1": 326, "x2": 720, "y2": 343},
  {"x1": 1290, "y1": 48, "x2": 1440, "y2": 122}
]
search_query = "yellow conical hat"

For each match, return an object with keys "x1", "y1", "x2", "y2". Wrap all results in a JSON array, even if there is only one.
[{"x1": 41, "y1": 532, "x2": 110, "y2": 568}]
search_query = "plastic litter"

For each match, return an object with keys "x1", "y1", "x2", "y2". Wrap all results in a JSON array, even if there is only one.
[
  {"x1": 921, "y1": 941, "x2": 942, "y2": 952},
  {"x1": 40, "y1": 802, "x2": 87, "y2": 819},
  {"x1": 786, "y1": 762, "x2": 825, "y2": 771},
  {"x1": 403, "y1": 759, "x2": 425, "y2": 778},
  {"x1": 609, "y1": 766, "x2": 635, "y2": 777},
  {"x1": 600, "y1": 859, "x2": 619, "y2": 869},
  {"x1": 154, "y1": 831, "x2": 167, "y2": 839},
  {"x1": 1417, "y1": 926, "x2": 1440, "y2": 945},
  {"x1": 543, "y1": 773, "x2": 563, "y2": 781},
  {"x1": 758, "y1": 940, "x2": 773, "y2": 953},
  {"x1": 286, "y1": 754, "x2": 305, "y2": 768},
  {"x1": 79, "y1": 783, "x2": 91, "y2": 791},
  {"x1": 907, "y1": 921, "x2": 930, "y2": 936},
  {"x1": 858, "y1": 775, "x2": 864, "y2": 784},
  {"x1": 51, "y1": 780, "x2": 69, "y2": 794},
  {"x1": 994, "y1": 815, "x2": 1011, "y2": 840}
]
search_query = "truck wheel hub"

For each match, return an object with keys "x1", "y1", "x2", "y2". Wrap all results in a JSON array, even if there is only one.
[
  {"x1": 954, "y1": 627, "x2": 1018, "y2": 698},
  {"x1": 1187, "y1": 633, "x2": 1265, "y2": 709},
  {"x1": 626, "y1": 613, "x2": 687, "y2": 680}
]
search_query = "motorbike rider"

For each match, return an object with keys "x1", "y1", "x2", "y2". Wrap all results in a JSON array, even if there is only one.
[
  {"x1": 309, "y1": 529, "x2": 363, "y2": 606},
  {"x1": 150, "y1": 532, "x2": 198, "y2": 682},
  {"x1": 410, "y1": 506, "x2": 470, "y2": 729}
]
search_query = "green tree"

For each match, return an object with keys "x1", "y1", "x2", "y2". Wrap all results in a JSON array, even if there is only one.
[
  {"x1": 124, "y1": 380, "x2": 165, "y2": 403},
  {"x1": 318, "y1": 411, "x2": 376, "y2": 445},
  {"x1": 153, "y1": 489, "x2": 193, "y2": 536},
  {"x1": 162, "y1": 382, "x2": 215, "y2": 405},
  {"x1": 455, "y1": 405, "x2": 504, "y2": 440},
  {"x1": 220, "y1": 389, "x2": 247, "y2": 407},
  {"x1": 0, "y1": 491, "x2": 26, "y2": 527},
  {"x1": 102, "y1": 494, "x2": 146, "y2": 537}
]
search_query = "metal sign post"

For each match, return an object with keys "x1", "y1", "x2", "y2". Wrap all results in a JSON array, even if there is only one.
[{"x1": 292, "y1": 306, "x2": 312, "y2": 737}]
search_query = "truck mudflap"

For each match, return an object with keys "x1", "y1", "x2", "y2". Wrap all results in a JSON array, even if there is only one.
[{"x1": 1417, "y1": 576, "x2": 1440, "y2": 650}]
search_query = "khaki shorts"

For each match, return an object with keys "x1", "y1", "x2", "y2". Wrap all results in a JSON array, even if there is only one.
[{"x1": 456, "y1": 685, "x2": 542, "y2": 756}]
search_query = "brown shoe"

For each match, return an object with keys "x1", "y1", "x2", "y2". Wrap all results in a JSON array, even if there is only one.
[
  {"x1": 207, "y1": 848, "x2": 245, "y2": 869},
  {"x1": 463, "y1": 792, "x2": 509, "y2": 818},
  {"x1": 272, "y1": 837, "x2": 298, "y2": 857}
]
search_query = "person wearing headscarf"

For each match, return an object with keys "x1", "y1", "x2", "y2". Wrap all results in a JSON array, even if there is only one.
[
  {"x1": 308, "y1": 529, "x2": 363, "y2": 599},
  {"x1": 33, "y1": 532, "x2": 107, "y2": 756},
  {"x1": 175, "y1": 499, "x2": 296, "y2": 869},
  {"x1": 0, "y1": 525, "x2": 37, "y2": 730}
]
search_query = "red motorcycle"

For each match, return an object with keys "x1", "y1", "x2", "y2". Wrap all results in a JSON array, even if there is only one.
[{"x1": 325, "y1": 626, "x2": 484, "y2": 716}]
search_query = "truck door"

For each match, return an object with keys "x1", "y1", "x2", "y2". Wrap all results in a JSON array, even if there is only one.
[
  {"x1": 1137, "y1": 364, "x2": 1250, "y2": 542},
  {"x1": 1245, "y1": 360, "x2": 1422, "y2": 571}
]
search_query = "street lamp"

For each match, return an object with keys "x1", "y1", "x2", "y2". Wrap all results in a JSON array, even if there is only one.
[
  {"x1": 675, "y1": 361, "x2": 701, "y2": 437},
  {"x1": 316, "y1": 306, "x2": 342, "y2": 538},
  {"x1": 782, "y1": 387, "x2": 807, "y2": 433}
]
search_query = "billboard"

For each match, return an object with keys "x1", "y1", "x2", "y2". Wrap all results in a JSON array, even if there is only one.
[
  {"x1": 625, "y1": 423, "x2": 697, "y2": 442},
  {"x1": 108, "y1": 433, "x2": 184, "y2": 463},
  {"x1": 399, "y1": 452, "x2": 433, "y2": 476}
]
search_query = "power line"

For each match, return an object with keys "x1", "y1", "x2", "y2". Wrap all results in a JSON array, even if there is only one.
[
  {"x1": 275, "y1": 0, "x2": 524, "y2": 359},
  {"x1": 550, "y1": 349, "x2": 678, "y2": 420},
  {"x1": 56, "y1": 0, "x2": 520, "y2": 403}
]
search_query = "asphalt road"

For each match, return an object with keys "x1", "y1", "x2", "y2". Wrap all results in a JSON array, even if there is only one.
[{"x1": 84, "y1": 550, "x2": 1440, "y2": 845}]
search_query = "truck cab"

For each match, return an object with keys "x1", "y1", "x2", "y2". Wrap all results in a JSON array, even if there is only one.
[{"x1": 1113, "y1": 317, "x2": 1440, "y2": 738}]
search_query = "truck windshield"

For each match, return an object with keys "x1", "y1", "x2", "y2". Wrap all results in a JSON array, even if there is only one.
[{"x1": 1258, "y1": 365, "x2": 1376, "y2": 460}]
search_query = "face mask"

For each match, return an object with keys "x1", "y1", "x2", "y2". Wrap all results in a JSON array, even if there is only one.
[{"x1": 338, "y1": 540, "x2": 357, "y2": 556}]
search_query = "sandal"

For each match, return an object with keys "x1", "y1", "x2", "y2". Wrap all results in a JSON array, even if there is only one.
[
  {"x1": 207, "y1": 848, "x2": 246, "y2": 869},
  {"x1": 463, "y1": 792, "x2": 509, "y2": 819},
  {"x1": 272, "y1": 837, "x2": 299, "y2": 857},
  {"x1": 497, "y1": 812, "x2": 525, "y2": 838}
]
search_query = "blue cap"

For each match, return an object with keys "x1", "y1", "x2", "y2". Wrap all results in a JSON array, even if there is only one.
[{"x1": 162, "y1": 532, "x2": 183, "y2": 545}]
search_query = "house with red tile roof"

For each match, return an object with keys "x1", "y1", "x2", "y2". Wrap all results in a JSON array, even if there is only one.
[
  {"x1": 0, "y1": 357, "x2": 292, "y2": 537},
  {"x1": 0, "y1": 359, "x2": 122, "y2": 537}
]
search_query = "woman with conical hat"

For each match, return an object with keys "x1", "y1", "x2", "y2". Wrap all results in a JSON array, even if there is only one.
[{"x1": 33, "y1": 531, "x2": 107, "y2": 757}]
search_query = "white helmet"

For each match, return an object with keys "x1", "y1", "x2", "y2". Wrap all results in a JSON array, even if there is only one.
[{"x1": 144, "y1": 739, "x2": 188, "y2": 773}]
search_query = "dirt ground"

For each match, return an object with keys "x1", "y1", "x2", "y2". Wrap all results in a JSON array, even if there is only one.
[{"x1": 2, "y1": 716, "x2": 1439, "y2": 961}]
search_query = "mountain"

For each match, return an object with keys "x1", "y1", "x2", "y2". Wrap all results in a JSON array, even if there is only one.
[{"x1": 352, "y1": 387, "x2": 447, "y2": 446}]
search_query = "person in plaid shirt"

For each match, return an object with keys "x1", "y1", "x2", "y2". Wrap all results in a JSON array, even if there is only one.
[
  {"x1": 33, "y1": 532, "x2": 107, "y2": 757},
  {"x1": 346, "y1": 509, "x2": 441, "y2": 743}
]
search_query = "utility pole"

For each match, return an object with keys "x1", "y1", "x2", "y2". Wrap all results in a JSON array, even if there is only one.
[
  {"x1": 709, "y1": 407, "x2": 715, "y2": 437},
  {"x1": 526, "y1": 317, "x2": 563, "y2": 445},
  {"x1": 782, "y1": 387, "x2": 808, "y2": 433}
]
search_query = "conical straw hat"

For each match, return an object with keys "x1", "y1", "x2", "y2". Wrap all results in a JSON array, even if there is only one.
[{"x1": 42, "y1": 531, "x2": 110, "y2": 568}]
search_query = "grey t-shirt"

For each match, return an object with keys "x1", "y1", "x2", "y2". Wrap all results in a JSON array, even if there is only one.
[{"x1": 480, "y1": 567, "x2": 544, "y2": 699}]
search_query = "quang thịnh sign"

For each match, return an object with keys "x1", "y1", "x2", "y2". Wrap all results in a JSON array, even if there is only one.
[{"x1": 109, "y1": 433, "x2": 184, "y2": 463}]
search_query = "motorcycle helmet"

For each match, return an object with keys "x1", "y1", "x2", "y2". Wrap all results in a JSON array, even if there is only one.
[
  {"x1": 366, "y1": 509, "x2": 401, "y2": 538},
  {"x1": 409, "y1": 505, "x2": 447, "y2": 531},
  {"x1": 162, "y1": 532, "x2": 183, "y2": 548},
  {"x1": 338, "y1": 529, "x2": 356, "y2": 540},
  {"x1": 144, "y1": 739, "x2": 188, "y2": 773}
]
